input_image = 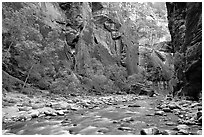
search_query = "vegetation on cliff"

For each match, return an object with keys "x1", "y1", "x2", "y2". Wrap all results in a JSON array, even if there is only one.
[{"x1": 2, "y1": 2, "x2": 200, "y2": 100}]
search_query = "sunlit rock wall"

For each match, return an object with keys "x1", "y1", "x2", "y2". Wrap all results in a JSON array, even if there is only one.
[{"x1": 58, "y1": 2, "x2": 139, "y2": 75}]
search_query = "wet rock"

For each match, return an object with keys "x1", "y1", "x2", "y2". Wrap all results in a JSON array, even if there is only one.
[
  {"x1": 178, "y1": 129, "x2": 189, "y2": 135},
  {"x1": 18, "y1": 114, "x2": 27, "y2": 121},
  {"x1": 2, "y1": 130, "x2": 16, "y2": 135},
  {"x1": 197, "y1": 130, "x2": 202, "y2": 135},
  {"x1": 28, "y1": 110, "x2": 40, "y2": 118},
  {"x1": 157, "y1": 104, "x2": 167, "y2": 109},
  {"x1": 146, "y1": 113, "x2": 155, "y2": 116},
  {"x1": 168, "y1": 103, "x2": 180, "y2": 109},
  {"x1": 155, "y1": 110, "x2": 165, "y2": 116},
  {"x1": 56, "y1": 110, "x2": 65, "y2": 116},
  {"x1": 69, "y1": 104, "x2": 81, "y2": 111},
  {"x1": 140, "y1": 127, "x2": 160, "y2": 135},
  {"x1": 51, "y1": 102, "x2": 61, "y2": 109},
  {"x1": 163, "y1": 117, "x2": 169, "y2": 121},
  {"x1": 162, "y1": 107, "x2": 172, "y2": 112},
  {"x1": 178, "y1": 114, "x2": 184, "y2": 118},
  {"x1": 112, "y1": 120, "x2": 120, "y2": 124},
  {"x1": 196, "y1": 111, "x2": 202, "y2": 119},
  {"x1": 198, "y1": 106, "x2": 202, "y2": 111},
  {"x1": 146, "y1": 123, "x2": 156, "y2": 127},
  {"x1": 61, "y1": 118, "x2": 72, "y2": 126},
  {"x1": 183, "y1": 119, "x2": 196, "y2": 125},
  {"x1": 78, "y1": 126, "x2": 97, "y2": 134},
  {"x1": 176, "y1": 124, "x2": 190, "y2": 131},
  {"x1": 172, "y1": 109, "x2": 180, "y2": 115},
  {"x1": 3, "y1": 106, "x2": 19, "y2": 115},
  {"x1": 197, "y1": 116, "x2": 202, "y2": 125},
  {"x1": 31, "y1": 103, "x2": 44, "y2": 109},
  {"x1": 38, "y1": 107, "x2": 57, "y2": 116},
  {"x1": 161, "y1": 130, "x2": 177, "y2": 135},
  {"x1": 118, "y1": 126, "x2": 132, "y2": 131},
  {"x1": 44, "y1": 110, "x2": 57, "y2": 116},
  {"x1": 165, "y1": 121, "x2": 177, "y2": 126},
  {"x1": 121, "y1": 117, "x2": 134, "y2": 122},
  {"x1": 182, "y1": 103, "x2": 189, "y2": 107},
  {"x1": 38, "y1": 113, "x2": 46, "y2": 118},
  {"x1": 128, "y1": 104, "x2": 141, "y2": 107},
  {"x1": 190, "y1": 102, "x2": 201, "y2": 108},
  {"x1": 18, "y1": 106, "x2": 32, "y2": 111},
  {"x1": 96, "y1": 127, "x2": 109, "y2": 134}
]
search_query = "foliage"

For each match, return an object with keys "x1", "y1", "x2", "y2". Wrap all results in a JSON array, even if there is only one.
[
  {"x1": 2, "y1": 2, "x2": 67, "y2": 91},
  {"x1": 2, "y1": 2, "x2": 172, "y2": 96}
]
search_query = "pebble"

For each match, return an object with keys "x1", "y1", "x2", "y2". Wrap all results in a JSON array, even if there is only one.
[
  {"x1": 31, "y1": 103, "x2": 44, "y2": 109},
  {"x1": 176, "y1": 124, "x2": 190, "y2": 130},
  {"x1": 165, "y1": 121, "x2": 177, "y2": 126},
  {"x1": 172, "y1": 109, "x2": 180, "y2": 115},
  {"x1": 190, "y1": 102, "x2": 201, "y2": 108},
  {"x1": 155, "y1": 110, "x2": 165, "y2": 116},
  {"x1": 28, "y1": 110, "x2": 40, "y2": 118},
  {"x1": 182, "y1": 103, "x2": 189, "y2": 107},
  {"x1": 69, "y1": 104, "x2": 81, "y2": 111},
  {"x1": 168, "y1": 103, "x2": 179, "y2": 109},
  {"x1": 118, "y1": 126, "x2": 132, "y2": 131},
  {"x1": 146, "y1": 113, "x2": 154, "y2": 116},
  {"x1": 196, "y1": 111, "x2": 202, "y2": 119},
  {"x1": 112, "y1": 120, "x2": 120, "y2": 124},
  {"x1": 158, "y1": 104, "x2": 167, "y2": 109},
  {"x1": 50, "y1": 102, "x2": 62, "y2": 109},
  {"x1": 162, "y1": 107, "x2": 172, "y2": 112},
  {"x1": 178, "y1": 129, "x2": 189, "y2": 135},
  {"x1": 161, "y1": 130, "x2": 177, "y2": 135},
  {"x1": 18, "y1": 106, "x2": 32, "y2": 111},
  {"x1": 197, "y1": 130, "x2": 202, "y2": 135},
  {"x1": 197, "y1": 116, "x2": 202, "y2": 125},
  {"x1": 128, "y1": 104, "x2": 141, "y2": 107},
  {"x1": 121, "y1": 117, "x2": 134, "y2": 122},
  {"x1": 140, "y1": 127, "x2": 160, "y2": 135},
  {"x1": 56, "y1": 110, "x2": 65, "y2": 116},
  {"x1": 97, "y1": 127, "x2": 109, "y2": 133}
]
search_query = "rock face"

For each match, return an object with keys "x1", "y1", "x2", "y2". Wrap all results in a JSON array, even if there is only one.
[
  {"x1": 166, "y1": 2, "x2": 202, "y2": 100},
  {"x1": 58, "y1": 2, "x2": 139, "y2": 75}
]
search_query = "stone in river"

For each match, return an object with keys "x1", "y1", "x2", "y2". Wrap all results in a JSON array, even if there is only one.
[
  {"x1": 176, "y1": 124, "x2": 190, "y2": 130},
  {"x1": 128, "y1": 104, "x2": 141, "y2": 107},
  {"x1": 28, "y1": 110, "x2": 40, "y2": 118},
  {"x1": 155, "y1": 110, "x2": 165, "y2": 116},
  {"x1": 140, "y1": 127, "x2": 160, "y2": 135},
  {"x1": 165, "y1": 121, "x2": 177, "y2": 126},
  {"x1": 161, "y1": 130, "x2": 177, "y2": 135},
  {"x1": 118, "y1": 126, "x2": 132, "y2": 131}
]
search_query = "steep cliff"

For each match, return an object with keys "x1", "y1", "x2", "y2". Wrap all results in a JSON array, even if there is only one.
[
  {"x1": 166, "y1": 2, "x2": 202, "y2": 100},
  {"x1": 57, "y1": 2, "x2": 139, "y2": 75}
]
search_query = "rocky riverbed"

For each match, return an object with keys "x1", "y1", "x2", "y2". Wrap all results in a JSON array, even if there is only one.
[{"x1": 2, "y1": 91, "x2": 202, "y2": 135}]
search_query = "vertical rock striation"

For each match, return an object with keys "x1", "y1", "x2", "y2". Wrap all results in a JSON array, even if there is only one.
[
  {"x1": 58, "y1": 2, "x2": 139, "y2": 76},
  {"x1": 166, "y1": 2, "x2": 202, "y2": 100}
]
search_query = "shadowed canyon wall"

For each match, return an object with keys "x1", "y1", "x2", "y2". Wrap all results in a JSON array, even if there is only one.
[{"x1": 166, "y1": 2, "x2": 202, "y2": 100}]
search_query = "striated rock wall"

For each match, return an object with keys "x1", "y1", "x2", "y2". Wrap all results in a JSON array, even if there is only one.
[
  {"x1": 166, "y1": 2, "x2": 202, "y2": 100},
  {"x1": 58, "y1": 2, "x2": 139, "y2": 76}
]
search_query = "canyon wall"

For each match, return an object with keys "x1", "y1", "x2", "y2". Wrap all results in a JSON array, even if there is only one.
[
  {"x1": 58, "y1": 2, "x2": 139, "y2": 76},
  {"x1": 166, "y1": 2, "x2": 202, "y2": 100}
]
